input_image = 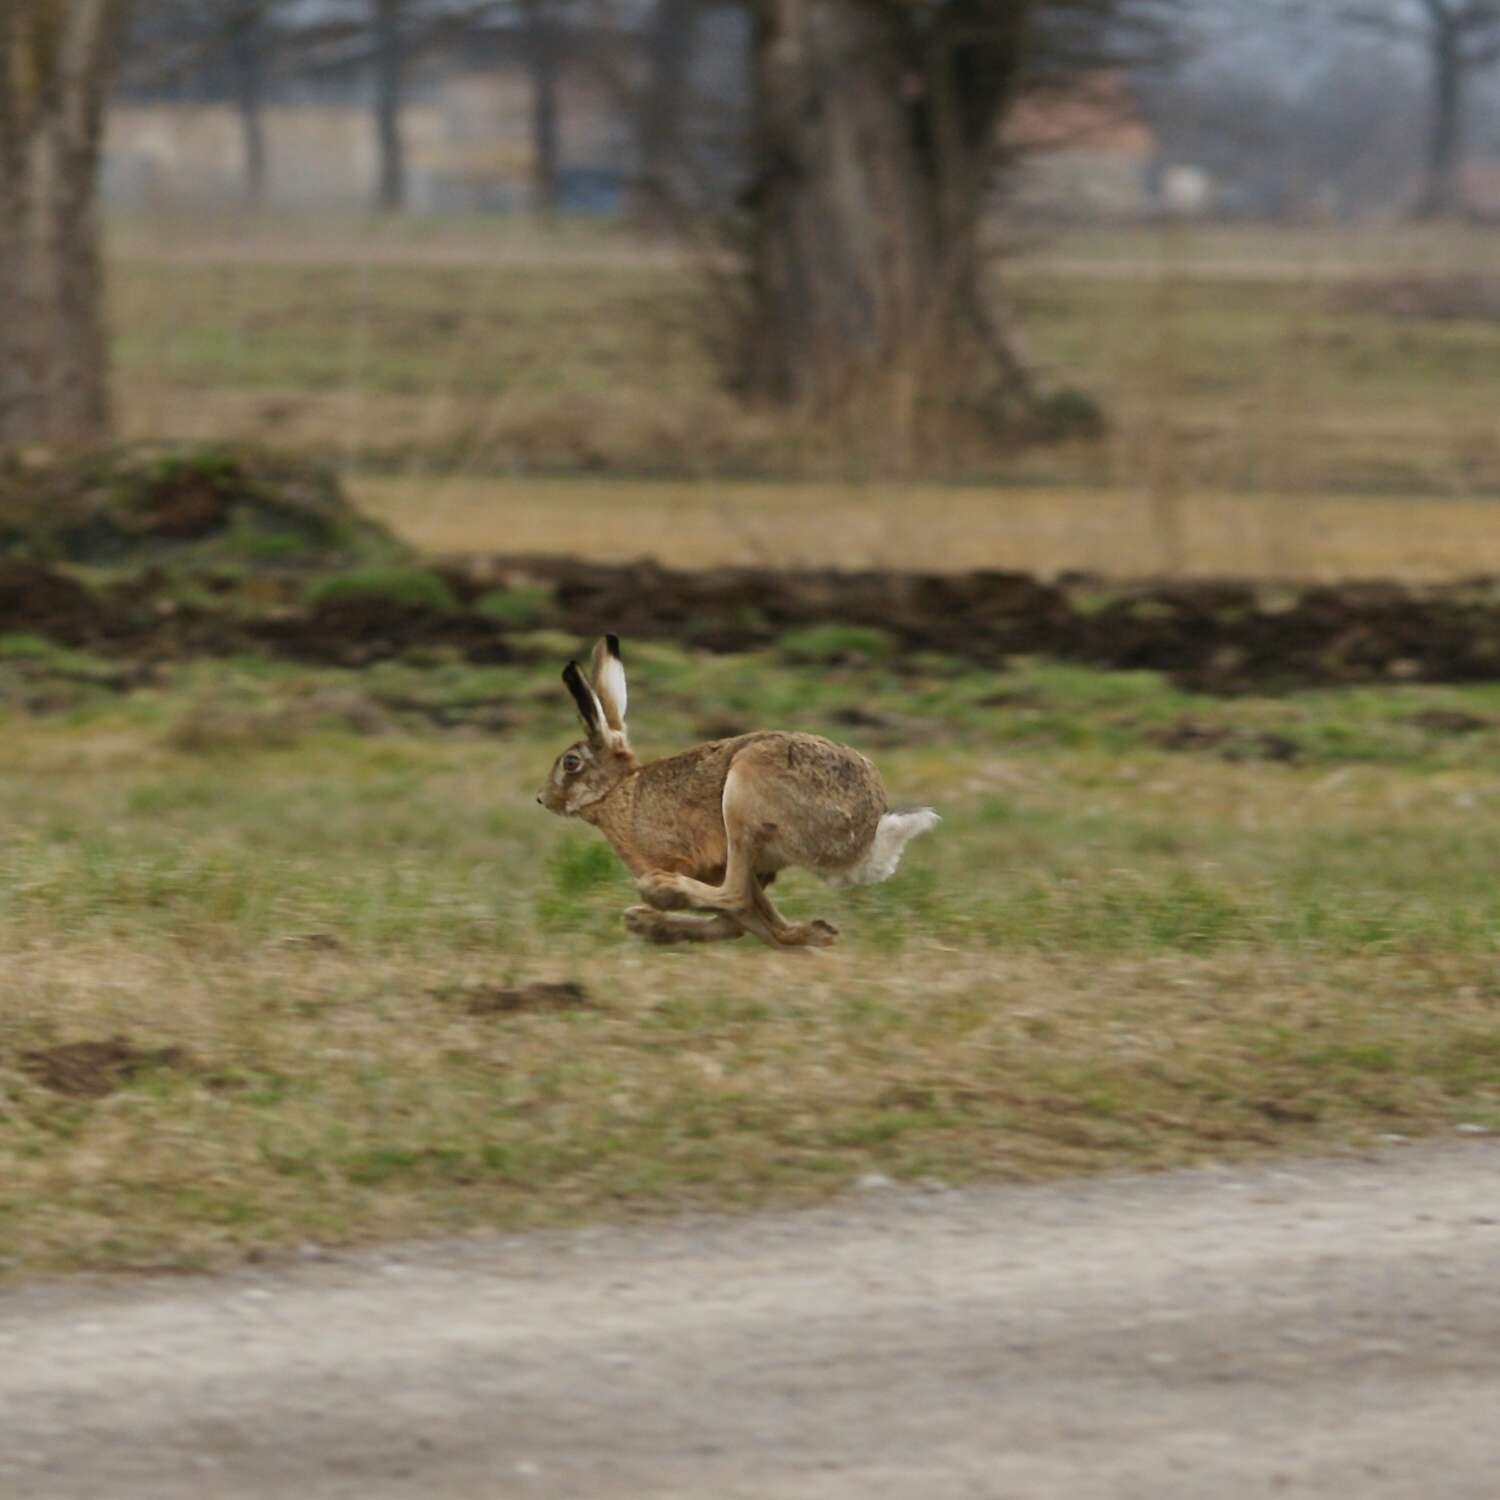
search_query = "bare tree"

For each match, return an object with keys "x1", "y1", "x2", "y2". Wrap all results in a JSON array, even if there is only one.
[
  {"x1": 372, "y1": 0, "x2": 407, "y2": 210},
  {"x1": 227, "y1": 1, "x2": 269, "y2": 205},
  {"x1": 121, "y1": 1, "x2": 279, "y2": 205},
  {"x1": 522, "y1": 0, "x2": 563, "y2": 216},
  {"x1": 737, "y1": 0, "x2": 1172, "y2": 420},
  {"x1": 1340, "y1": 0, "x2": 1500, "y2": 216},
  {"x1": 634, "y1": 0, "x2": 701, "y2": 224},
  {"x1": 740, "y1": 0, "x2": 1030, "y2": 411},
  {"x1": 0, "y1": 0, "x2": 133, "y2": 446}
]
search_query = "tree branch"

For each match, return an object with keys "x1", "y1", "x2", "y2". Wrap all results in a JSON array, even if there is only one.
[{"x1": 1334, "y1": 3, "x2": 1430, "y2": 43}]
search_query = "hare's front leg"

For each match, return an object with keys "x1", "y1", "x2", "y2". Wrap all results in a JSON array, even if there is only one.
[{"x1": 624, "y1": 906, "x2": 744, "y2": 944}]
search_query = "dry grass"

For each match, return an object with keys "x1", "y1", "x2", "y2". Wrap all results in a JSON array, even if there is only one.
[
  {"x1": 108, "y1": 211, "x2": 1500, "y2": 277},
  {"x1": 5, "y1": 931, "x2": 1496, "y2": 1276},
  {"x1": 354, "y1": 475, "x2": 1500, "y2": 581},
  {"x1": 108, "y1": 214, "x2": 1500, "y2": 501}
]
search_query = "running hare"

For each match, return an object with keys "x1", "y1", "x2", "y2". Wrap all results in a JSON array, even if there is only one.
[{"x1": 536, "y1": 636, "x2": 938, "y2": 949}]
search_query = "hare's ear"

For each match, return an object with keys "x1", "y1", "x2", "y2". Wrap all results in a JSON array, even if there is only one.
[
  {"x1": 562, "y1": 660, "x2": 606, "y2": 743},
  {"x1": 589, "y1": 634, "x2": 628, "y2": 737}
]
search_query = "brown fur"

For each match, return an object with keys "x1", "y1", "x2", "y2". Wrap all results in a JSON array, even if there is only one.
[{"x1": 537, "y1": 639, "x2": 926, "y2": 950}]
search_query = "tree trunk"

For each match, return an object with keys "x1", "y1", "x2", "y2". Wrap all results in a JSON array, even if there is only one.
[
  {"x1": 523, "y1": 0, "x2": 561, "y2": 218},
  {"x1": 634, "y1": 0, "x2": 699, "y2": 226},
  {"x1": 1416, "y1": 23, "x2": 1464, "y2": 218},
  {"x1": 0, "y1": 188, "x2": 32, "y2": 442},
  {"x1": 0, "y1": 0, "x2": 129, "y2": 448},
  {"x1": 0, "y1": 10, "x2": 30, "y2": 443},
  {"x1": 742, "y1": 0, "x2": 1032, "y2": 418},
  {"x1": 229, "y1": 2, "x2": 268, "y2": 209},
  {"x1": 372, "y1": 0, "x2": 405, "y2": 212}
]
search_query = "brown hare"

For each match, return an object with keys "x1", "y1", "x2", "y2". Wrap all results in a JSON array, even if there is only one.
[{"x1": 537, "y1": 636, "x2": 938, "y2": 949}]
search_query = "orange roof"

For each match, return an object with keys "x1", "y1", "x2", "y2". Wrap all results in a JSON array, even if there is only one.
[{"x1": 1003, "y1": 73, "x2": 1155, "y2": 158}]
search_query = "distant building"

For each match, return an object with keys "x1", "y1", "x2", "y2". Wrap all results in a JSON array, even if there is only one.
[
  {"x1": 1450, "y1": 161, "x2": 1500, "y2": 220},
  {"x1": 1002, "y1": 73, "x2": 1211, "y2": 222},
  {"x1": 107, "y1": 41, "x2": 1207, "y2": 224}
]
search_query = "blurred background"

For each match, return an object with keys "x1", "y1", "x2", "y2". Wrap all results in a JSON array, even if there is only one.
[{"x1": 8, "y1": 0, "x2": 1500, "y2": 576}]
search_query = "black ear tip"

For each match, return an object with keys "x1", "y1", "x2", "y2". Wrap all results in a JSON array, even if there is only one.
[
  {"x1": 606, "y1": 634, "x2": 622, "y2": 660},
  {"x1": 562, "y1": 660, "x2": 581, "y2": 680}
]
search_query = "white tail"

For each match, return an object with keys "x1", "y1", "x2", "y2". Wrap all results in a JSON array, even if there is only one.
[{"x1": 839, "y1": 808, "x2": 940, "y2": 886}]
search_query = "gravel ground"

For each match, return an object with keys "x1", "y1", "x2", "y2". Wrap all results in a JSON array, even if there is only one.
[{"x1": 3, "y1": 1138, "x2": 1499, "y2": 1499}]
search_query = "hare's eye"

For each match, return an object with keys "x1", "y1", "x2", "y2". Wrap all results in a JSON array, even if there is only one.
[{"x1": 563, "y1": 753, "x2": 582, "y2": 774}]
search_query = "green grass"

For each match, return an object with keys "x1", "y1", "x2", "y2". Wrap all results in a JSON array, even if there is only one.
[
  {"x1": 778, "y1": 624, "x2": 897, "y2": 665},
  {"x1": 306, "y1": 567, "x2": 460, "y2": 612},
  {"x1": 2, "y1": 644, "x2": 1500, "y2": 1277},
  {"x1": 475, "y1": 586, "x2": 555, "y2": 627},
  {"x1": 112, "y1": 259, "x2": 699, "y2": 401}
]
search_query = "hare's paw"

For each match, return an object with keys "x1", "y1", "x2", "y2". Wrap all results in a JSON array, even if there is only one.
[
  {"x1": 624, "y1": 904, "x2": 665, "y2": 939},
  {"x1": 806, "y1": 918, "x2": 840, "y2": 947},
  {"x1": 625, "y1": 905, "x2": 692, "y2": 944},
  {"x1": 780, "y1": 918, "x2": 839, "y2": 949},
  {"x1": 637, "y1": 872, "x2": 691, "y2": 911}
]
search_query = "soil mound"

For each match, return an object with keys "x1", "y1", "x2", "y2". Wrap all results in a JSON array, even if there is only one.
[{"x1": 0, "y1": 560, "x2": 107, "y2": 643}]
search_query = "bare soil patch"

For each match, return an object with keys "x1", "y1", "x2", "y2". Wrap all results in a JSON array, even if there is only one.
[
  {"x1": 19, "y1": 1038, "x2": 193, "y2": 1099},
  {"x1": 446, "y1": 980, "x2": 595, "y2": 1016},
  {"x1": 1148, "y1": 717, "x2": 1303, "y2": 762},
  {"x1": 0, "y1": 561, "x2": 109, "y2": 644},
  {"x1": 445, "y1": 558, "x2": 1500, "y2": 693},
  {"x1": 250, "y1": 596, "x2": 513, "y2": 667},
  {"x1": 10, "y1": 555, "x2": 1500, "y2": 692}
]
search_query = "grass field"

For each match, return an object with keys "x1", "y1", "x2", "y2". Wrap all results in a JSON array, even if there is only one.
[
  {"x1": 4, "y1": 215, "x2": 1495, "y2": 1278},
  {"x1": 108, "y1": 216, "x2": 1500, "y2": 509},
  {"x1": 3, "y1": 638, "x2": 1500, "y2": 1276}
]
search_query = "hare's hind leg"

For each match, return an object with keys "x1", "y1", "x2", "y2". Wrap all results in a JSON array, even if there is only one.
[
  {"x1": 751, "y1": 879, "x2": 838, "y2": 949},
  {"x1": 624, "y1": 907, "x2": 744, "y2": 944},
  {"x1": 636, "y1": 769, "x2": 836, "y2": 949}
]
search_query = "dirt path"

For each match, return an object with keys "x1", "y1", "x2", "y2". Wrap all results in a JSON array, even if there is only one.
[{"x1": 4, "y1": 1141, "x2": 1498, "y2": 1498}]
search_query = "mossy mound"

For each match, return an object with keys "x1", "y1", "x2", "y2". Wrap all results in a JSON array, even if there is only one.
[
  {"x1": 0, "y1": 444, "x2": 406, "y2": 567},
  {"x1": 308, "y1": 568, "x2": 460, "y2": 614}
]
